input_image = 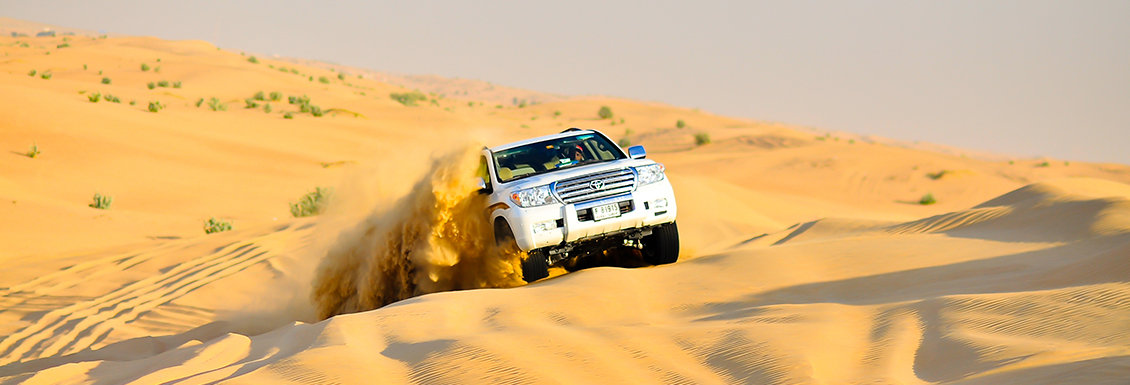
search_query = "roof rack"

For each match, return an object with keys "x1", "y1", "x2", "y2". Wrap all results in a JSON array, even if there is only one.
[{"x1": 560, "y1": 127, "x2": 584, "y2": 133}]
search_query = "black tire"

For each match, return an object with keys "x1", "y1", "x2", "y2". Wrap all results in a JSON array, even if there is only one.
[
  {"x1": 642, "y1": 222, "x2": 680, "y2": 266},
  {"x1": 521, "y1": 250, "x2": 549, "y2": 283},
  {"x1": 495, "y1": 219, "x2": 548, "y2": 283}
]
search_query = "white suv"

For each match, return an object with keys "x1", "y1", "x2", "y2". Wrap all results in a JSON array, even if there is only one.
[{"x1": 478, "y1": 128, "x2": 679, "y2": 282}]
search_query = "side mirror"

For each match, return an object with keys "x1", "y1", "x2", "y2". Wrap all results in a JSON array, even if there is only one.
[
  {"x1": 475, "y1": 177, "x2": 491, "y2": 194},
  {"x1": 628, "y1": 145, "x2": 647, "y2": 159}
]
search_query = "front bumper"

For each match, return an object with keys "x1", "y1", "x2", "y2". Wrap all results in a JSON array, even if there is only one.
[{"x1": 503, "y1": 181, "x2": 677, "y2": 252}]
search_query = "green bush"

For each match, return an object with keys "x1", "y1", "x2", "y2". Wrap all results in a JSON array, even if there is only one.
[
  {"x1": 57, "y1": 43, "x2": 69, "y2": 48},
  {"x1": 919, "y1": 193, "x2": 937, "y2": 205},
  {"x1": 247, "y1": 56, "x2": 258, "y2": 64},
  {"x1": 89, "y1": 193, "x2": 113, "y2": 210},
  {"x1": 390, "y1": 91, "x2": 427, "y2": 106},
  {"x1": 283, "y1": 112, "x2": 294, "y2": 119},
  {"x1": 146, "y1": 82, "x2": 155, "y2": 90},
  {"x1": 27, "y1": 69, "x2": 36, "y2": 76},
  {"x1": 195, "y1": 98, "x2": 204, "y2": 107},
  {"x1": 269, "y1": 91, "x2": 281, "y2": 101},
  {"x1": 290, "y1": 187, "x2": 332, "y2": 217},
  {"x1": 676, "y1": 119, "x2": 685, "y2": 129},
  {"x1": 203, "y1": 217, "x2": 233, "y2": 234},
  {"x1": 208, "y1": 98, "x2": 227, "y2": 111},
  {"x1": 88, "y1": 92, "x2": 101, "y2": 102},
  {"x1": 337, "y1": 73, "x2": 346, "y2": 80},
  {"x1": 101, "y1": 77, "x2": 111, "y2": 84},
  {"x1": 172, "y1": 81, "x2": 181, "y2": 88},
  {"x1": 148, "y1": 101, "x2": 165, "y2": 113},
  {"x1": 154, "y1": 66, "x2": 161, "y2": 73},
  {"x1": 157, "y1": 80, "x2": 169, "y2": 88},
  {"x1": 129, "y1": 100, "x2": 136, "y2": 106},
  {"x1": 264, "y1": 103, "x2": 272, "y2": 113},
  {"x1": 40, "y1": 72, "x2": 51, "y2": 80},
  {"x1": 310, "y1": 105, "x2": 323, "y2": 117},
  {"x1": 598, "y1": 106, "x2": 613, "y2": 119},
  {"x1": 25, "y1": 143, "x2": 40, "y2": 158},
  {"x1": 105, "y1": 94, "x2": 121, "y2": 103},
  {"x1": 694, "y1": 132, "x2": 711, "y2": 146},
  {"x1": 244, "y1": 98, "x2": 259, "y2": 109},
  {"x1": 318, "y1": 76, "x2": 331, "y2": 84},
  {"x1": 140, "y1": 63, "x2": 150, "y2": 71},
  {"x1": 554, "y1": 110, "x2": 561, "y2": 117},
  {"x1": 253, "y1": 91, "x2": 265, "y2": 101}
]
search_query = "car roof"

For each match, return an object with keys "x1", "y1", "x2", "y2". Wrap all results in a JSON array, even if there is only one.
[{"x1": 488, "y1": 129, "x2": 600, "y2": 152}]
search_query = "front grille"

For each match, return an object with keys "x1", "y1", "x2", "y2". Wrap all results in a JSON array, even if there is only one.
[
  {"x1": 577, "y1": 200, "x2": 634, "y2": 221},
  {"x1": 553, "y1": 168, "x2": 636, "y2": 204}
]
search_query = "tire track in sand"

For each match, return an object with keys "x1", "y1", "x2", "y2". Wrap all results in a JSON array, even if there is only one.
[{"x1": 0, "y1": 230, "x2": 306, "y2": 365}]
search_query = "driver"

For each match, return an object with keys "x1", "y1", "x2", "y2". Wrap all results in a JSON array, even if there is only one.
[{"x1": 566, "y1": 145, "x2": 585, "y2": 162}]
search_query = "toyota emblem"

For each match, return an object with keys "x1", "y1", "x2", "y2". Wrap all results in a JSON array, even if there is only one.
[{"x1": 589, "y1": 180, "x2": 604, "y2": 190}]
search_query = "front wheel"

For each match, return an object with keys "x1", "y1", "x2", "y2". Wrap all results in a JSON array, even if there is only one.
[
  {"x1": 642, "y1": 222, "x2": 679, "y2": 266},
  {"x1": 495, "y1": 220, "x2": 548, "y2": 283}
]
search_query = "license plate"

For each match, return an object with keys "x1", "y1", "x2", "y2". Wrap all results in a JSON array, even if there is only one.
[{"x1": 591, "y1": 202, "x2": 621, "y2": 221}]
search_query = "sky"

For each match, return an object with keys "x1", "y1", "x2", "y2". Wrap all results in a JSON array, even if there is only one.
[{"x1": 5, "y1": 1, "x2": 1129, "y2": 164}]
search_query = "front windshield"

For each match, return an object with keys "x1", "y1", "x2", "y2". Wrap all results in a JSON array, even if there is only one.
[{"x1": 493, "y1": 133, "x2": 625, "y2": 183}]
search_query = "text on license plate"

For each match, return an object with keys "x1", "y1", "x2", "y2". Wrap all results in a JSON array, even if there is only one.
[{"x1": 591, "y1": 202, "x2": 621, "y2": 221}]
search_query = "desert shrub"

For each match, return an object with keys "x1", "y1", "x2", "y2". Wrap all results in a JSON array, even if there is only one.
[
  {"x1": 676, "y1": 119, "x2": 685, "y2": 128},
  {"x1": 101, "y1": 77, "x2": 111, "y2": 84},
  {"x1": 390, "y1": 91, "x2": 427, "y2": 106},
  {"x1": 278, "y1": 67, "x2": 288, "y2": 73},
  {"x1": 290, "y1": 187, "x2": 332, "y2": 217},
  {"x1": 247, "y1": 56, "x2": 258, "y2": 64},
  {"x1": 337, "y1": 73, "x2": 345, "y2": 80},
  {"x1": 269, "y1": 91, "x2": 281, "y2": 101},
  {"x1": 290, "y1": 68, "x2": 299, "y2": 74},
  {"x1": 27, "y1": 69, "x2": 36, "y2": 76},
  {"x1": 148, "y1": 101, "x2": 164, "y2": 113},
  {"x1": 203, "y1": 217, "x2": 233, "y2": 234},
  {"x1": 105, "y1": 94, "x2": 121, "y2": 103},
  {"x1": 88, "y1": 92, "x2": 101, "y2": 102},
  {"x1": 172, "y1": 81, "x2": 181, "y2": 88},
  {"x1": 919, "y1": 193, "x2": 937, "y2": 205},
  {"x1": 1037, "y1": 161, "x2": 1050, "y2": 167},
  {"x1": 253, "y1": 91, "x2": 265, "y2": 101},
  {"x1": 694, "y1": 132, "x2": 711, "y2": 146},
  {"x1": 129, "y1": 100, "x2": 136, "y2": 105},
  {"x1": 40, "y1": 72, "x2": 51, "y2": 80},
  {"x1": 146, "y1": 82, "x2": 155, "y2": 90},
  {"x1": 618, "y1": 137, "x2": 631, "y2": 147},
  {"x1": 195, "y1": 98, "x2": 204, "y2": 107},
  {"x1": 554, "y1": 110, "x2": 561, "y2": 117},
  {"x1": 57, "y1": 43, "x2": 69, "y2": 48},
  {"x1": 208, "y1": 98, "x2": 227, "y2": 111},
  {"x1": 310, "y1": 105, "x2": 323, "y2": 117},
  {"x1": 157, "y1": 80, "x2": 169, "y2": 88},
  {"x1": 140, "y1": 63, "x2": 150, "y2": 71},
  {"x1": 264, "y1": 103, "x2": 272, "y2": 113},
  {"x1": 288, "y1": 95, "x2": 309, "y2": 105},
  {"x1": 244, "y1": 98, "x2": 259, "y2": 109},
  {"x1": 318, "y1": 76, "x2": 331, "y2": 84},
  {"x1": 84, "y1": 64, "x2": 87, "y2": 70},
  {"x1": 598, "y1": 106, "x2": 613, "y2": 119},
  {"x1": 89, "y1": 193, "x2": 113, "y2": 210},
  {"x1": 25, "y1": 143, "x2": 40, "y2": 158},
  {"x1": 283, "y1": 112, "x2": 294, "y2": 119},
  {"x1": 154, "y1": 66, "x2": 161, "y2": 73}
]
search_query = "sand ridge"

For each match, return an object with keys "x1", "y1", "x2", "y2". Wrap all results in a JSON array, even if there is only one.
[{"x1": 2, "y1": 27, "x2": 1130, "y2": 384}]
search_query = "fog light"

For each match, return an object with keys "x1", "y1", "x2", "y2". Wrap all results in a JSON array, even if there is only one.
[
  {"x1": 532, "y1": 220, "x2": 558, "y2": 234},
  {"x1": 652, "y1": 198, "x2": 668, "y2": 209}
]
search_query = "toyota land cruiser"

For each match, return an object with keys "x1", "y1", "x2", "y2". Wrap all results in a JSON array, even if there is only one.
[{"x1": 478, "y1": 128, "x2": 679, "y2": 283}]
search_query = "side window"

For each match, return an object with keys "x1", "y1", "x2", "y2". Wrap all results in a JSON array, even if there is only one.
[{"x1": 478, "y1": 155, "x2": 492, "y2": 190}]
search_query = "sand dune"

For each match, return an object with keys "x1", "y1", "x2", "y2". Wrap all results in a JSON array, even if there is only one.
[{"x1": 2, "y1": 26, "x2": 1130, "y2": 384}]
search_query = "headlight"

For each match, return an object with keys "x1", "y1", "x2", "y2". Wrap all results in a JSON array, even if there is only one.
[
  {"x1": 635, "y1": 163, "x2": 666, "y2": 186},
  {"x1": 509, "y1": 185, "x2": 556, "y2": 207}
]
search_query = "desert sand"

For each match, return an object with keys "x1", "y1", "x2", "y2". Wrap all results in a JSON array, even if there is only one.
[{"x1": 2, "y1": 23, "x2": 1130, "y2": 384}]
